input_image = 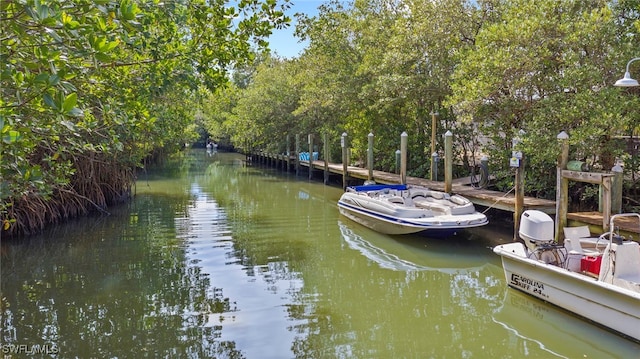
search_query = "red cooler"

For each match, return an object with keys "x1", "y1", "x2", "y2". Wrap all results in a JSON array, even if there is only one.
[{"x1": 580, "y1": 256, "x2": 602, "y2": 275}]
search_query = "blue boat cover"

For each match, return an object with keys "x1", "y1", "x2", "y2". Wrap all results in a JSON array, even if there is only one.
[{"x1": 351, "y1": 184, "x2": 407, "y2": 192}]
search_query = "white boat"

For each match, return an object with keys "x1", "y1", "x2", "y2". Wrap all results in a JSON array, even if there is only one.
[
  {"x1": 493, "y1": 210, "x2": 640, "y2": 342},
  {"x1": 337, "y1": 184, "x2": 488, "y2": 235}
]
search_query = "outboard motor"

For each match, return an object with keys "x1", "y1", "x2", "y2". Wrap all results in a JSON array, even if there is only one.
[{"x1": 519, "y1": 210, "x2": 555, "y2": 252}]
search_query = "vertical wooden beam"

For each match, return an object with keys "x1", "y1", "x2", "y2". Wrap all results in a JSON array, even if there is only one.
[
  {"x1": 430, "y1": 111, "x2": 438, "y2": 182},
  {"x1": 514, "y1": 154, "x2": 525, "y2": 241},
  {"x1": 341, "y1": 132, "x2": 348, "y2": 190},
  {"x1": 367, "y1": 132, "x2": 374, "y2": 183},
  {"x1": 286, "y1": 135, "x2": 290, "y2": 172},
  {"x1": 555, "y1": 131, "x2": 569, "y2": 242},
  {"x1": 444, "y1": 131, "x2": 452, "y2": 193},
  {"x1": 308, "y1": 133, "x2": 314, "y2": 180},
  {"x1": 611, "y1": 163, "x2": 623, "y2": 215},
  {"x1": 430, "y1": 111, "x2": 438, "y2": 158},
  {"x1": 400, "y1": 132, "x2": 408, "y2": 184},
  {"x1": 431, "y1": 152, "x2": 438, "y2": 181},
  {"x1": 323, "y1": 133, "x2": 330, "y2": 185},
  {"x1": 602, "y1": 176, "x2": 612, "y2": 231},
  {"x1": 295, "y1": 134, "x2": 300, "y2": 176}
]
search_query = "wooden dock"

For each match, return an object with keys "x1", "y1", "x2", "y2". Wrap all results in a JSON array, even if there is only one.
[
  {"x1": 251, "y1": 152, "x2": 639, "y2": 236},
  {"x1": 252, "y1": 152, "x2": 555, "y2": 214},
  {"x1": 567, "y1": 212, "x2": 640, "y2": 238},
  {"x1": 314, "y1": 160, "x2": 556, "y2": 214}
]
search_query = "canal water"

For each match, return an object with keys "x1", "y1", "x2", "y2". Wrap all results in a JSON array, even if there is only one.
[{"x1": 1, "y1": 150, "x2": 638, "y2": 358}]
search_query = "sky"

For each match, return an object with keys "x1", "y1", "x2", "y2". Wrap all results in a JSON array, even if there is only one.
[{"x1": 266, "y1": 0, "x2": 325, "y2": 58}]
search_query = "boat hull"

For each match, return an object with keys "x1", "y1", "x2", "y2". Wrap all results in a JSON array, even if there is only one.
[
  {"x1": 493, "y1": 242, "x2": 640, "y2": 342},
  {"x1": 338, "y1": 198, "x2": 488, "y2": 235}
]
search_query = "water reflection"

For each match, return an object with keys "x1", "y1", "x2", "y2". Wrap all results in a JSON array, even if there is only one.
[
  {"x1": 339, "y1": 221, "x2": 426, "y2": 271},
  {"x1": 492, "y1": 289, "x2": 639, "y2": 358},
  {"x1": 1, "y1": 196, "x2": 245, "y2": 358}
]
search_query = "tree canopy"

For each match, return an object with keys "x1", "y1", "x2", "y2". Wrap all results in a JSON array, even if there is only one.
[
  {"x1": 3, "y1": 0, "x2": 639, "y2": 235},
  {"x1": 205, "y1": 0, "x2": 640, "y2": 210},
  {"x1": 1, "y1": 0, "x2": 290, "y2": 235}
]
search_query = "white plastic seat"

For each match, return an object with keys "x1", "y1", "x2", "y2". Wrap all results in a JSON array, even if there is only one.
[
  {"x1": 563, "y1": 226, "x2": 603, "y2": 272},
  {"x1": 563, "y1": 226, "x2": 601, "y2": 257}
]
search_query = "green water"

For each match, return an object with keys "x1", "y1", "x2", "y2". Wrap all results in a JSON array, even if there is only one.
[{"x1": 1, "y1": 150, "x2": 638, "y2": 358}]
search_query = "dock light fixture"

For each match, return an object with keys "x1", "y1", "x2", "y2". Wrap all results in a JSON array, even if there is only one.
[{"x1": 614, "y1": 57, "x2": 640, "y2": 87}]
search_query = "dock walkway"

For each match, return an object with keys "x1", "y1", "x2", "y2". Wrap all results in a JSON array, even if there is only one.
[
  {"x1": 316, "y1": 161, "x2": 556, "y2": 214},
  {"x1": 251, "y1": 152, "x2": 638, "y2": 235},
  {"x1": 255, "y1": 151, "x2": 556, "y2": 214}
]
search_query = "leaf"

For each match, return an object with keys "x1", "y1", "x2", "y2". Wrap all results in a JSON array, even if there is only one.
[
  {"x1": 68, "y1": 108, "x2": 84, "y2": 117},
  {"x1": 38, "y1": 4, "x2": 49, "y2": 21},
  {"x1": 48, "y1": 74, "x2": 60, "y2": 86},
  {"x1": 102, "y1": 40, "x2": 119, "y2": 52},
  {"x1": 34, "y1": 73, "x2": 49, "y2": 84},
  {"x1": 94, "y1": 52, "x2": 112, "y2": 62},
  {"x1": 2, "y1": 130, "x2": 21, "y2": 144},
  {"x1": 60, "y1": 120, "x2": 77, "y2": 132},
  {"x1": 62, "y1": 93, "x2": 77, "y2": 113},
  {"x1": 43, "y1": 93, "x2": 57, "y2": 109}
]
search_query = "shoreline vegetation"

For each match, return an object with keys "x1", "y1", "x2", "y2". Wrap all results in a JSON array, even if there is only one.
[{"x1": 2, "y1": 0, "x2": 639, "y2": 238}]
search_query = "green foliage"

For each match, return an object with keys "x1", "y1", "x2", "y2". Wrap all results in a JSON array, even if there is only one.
[
  {"x1": 1, "y1": 0, "x2": 291, "y2": 235},
  {"x1": 447, "y1": 0, "x2": 639, "y2": 201},
  {"x1": 202, "y1": 0, "x2": 639, "y2": 210}
]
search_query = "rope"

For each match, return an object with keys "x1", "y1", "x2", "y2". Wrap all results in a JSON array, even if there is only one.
[{"x1": 481, "y1": 186, "x2": 516, "y2": 214}]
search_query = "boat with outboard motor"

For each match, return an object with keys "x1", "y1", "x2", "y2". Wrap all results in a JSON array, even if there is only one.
[
  {"x1": 337, "y1": 184, "x2": 488, "y2": 235},
  {"x1": 493, "y1": 210, "x2": 640, "y2": 342}
]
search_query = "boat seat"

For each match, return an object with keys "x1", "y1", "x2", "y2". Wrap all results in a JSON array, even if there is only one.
[
  {"x1": 563, "y1": 226, "x2": 601, "y2": 257},
  {"x1": 412, "y1": 198, "x2": 450, "y2": 214},
  {"x1": 563, "y1": 226, "x2": 591, "y2": 240},
  {"x1": 599, "y1": 242, "x2": 640, "y2": 291},
  {"x1": 387, "y1": 196, "x2": 406, "y2": 205}
]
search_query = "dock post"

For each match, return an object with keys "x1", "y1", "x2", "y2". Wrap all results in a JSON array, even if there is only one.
[
  {"x1": 430, "y1": 111, "x2": 438, "y2": 158},
  {"x1": 611, "y1": 163, "x2": 623, "y2": 214},
  {"x1": 602, "y1": 177, "x2": 612, "y2": 231},
  {"x1": 341, "y1": 132, "x2": 348, "y2": 190},
  {"x1": 430, "y1": 111, "x2": 439, "y2": 182},
  {"x1": 295, "y1": 134, "x2": 300, "y2": 176},
  {"x1": 514, "y1": 154, "x2": 525, "y2": 241},
  {"x1": 513, "y1": 130, "x2": 525, "y2": 241},
  {"x1": 286, "y1": 135, "x2": 290, "y2": 172},
  {"x1": 367, "y1": 132, "x2": 374, "y2": 183},
  {"x1": 308, "y1": 134, "x2": 314, "y2": 180},
  {"x1": 444, "y1": 131, "x2": 452, "y2": 193},
  {"x1": 431, "y1": 152, "x2": 438, "y2": 181},
  {"x1": 395, "y1": 150, "x2": 400, "y2": 174},
  {"x1": 555, "y1": 131, "x2": 569, "y2": 242},
  {"x1": 324, "y1": 133, "x2": 330, "y2": 185},
  {"x1": 400, "y1": 132, "x2": 407, "y2": 184}
]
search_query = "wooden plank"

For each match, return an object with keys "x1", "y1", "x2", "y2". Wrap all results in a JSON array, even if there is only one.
[
  {"x1": 568, "y1": 211, "x2": 640, "y2": 235},
  {"x1": 561, "y1": 170, "x2": 614, "y2": 184}
]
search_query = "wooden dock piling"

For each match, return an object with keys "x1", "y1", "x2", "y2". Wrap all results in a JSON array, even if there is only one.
[{"x1": 249, "y1": 130, "x2": 637, "y2": 237}]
